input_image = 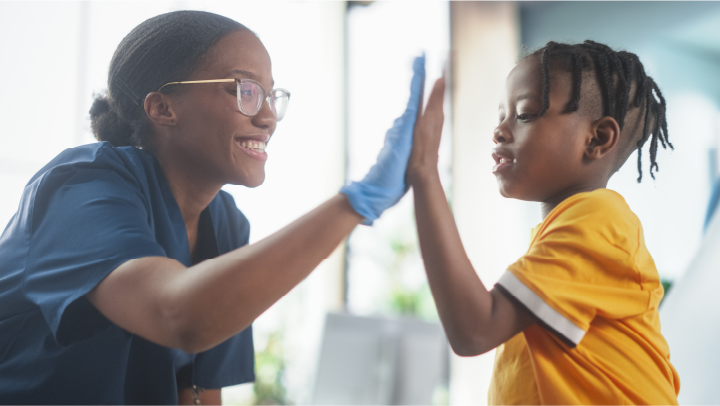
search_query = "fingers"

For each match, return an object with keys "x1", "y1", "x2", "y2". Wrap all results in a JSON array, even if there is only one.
[
  {"x1": 415, "y1": 76, "x2": 426, "y2": 119},
  {"x1": 424, "y1": 77, "x2": 446, "y2": 115},
  {"x1": 406, "y1": 60, "x2": 446, "y2": 184},
  {"x1": 417, "y1": 78, "x2": 445, "y2": 136},
  {"x1": 409, "y1": 76, "x2": 445, "y2": 173},
  {"x1": 383, "y1": 54, "x2": 426, "y2": 146},
  {"x1": 406, "y1": 54, "x2": 426, "y2": 114}
]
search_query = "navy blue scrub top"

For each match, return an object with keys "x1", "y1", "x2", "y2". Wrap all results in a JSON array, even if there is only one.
[{"x1": 0, "y1": 142, "x2": 255, "y2": 404}]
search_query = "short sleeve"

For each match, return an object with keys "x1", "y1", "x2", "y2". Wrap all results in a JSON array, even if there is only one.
[
  {"x1": 23, "y1": 167, "x2": 166, "y2": 346},
  {"x1": 496, "y1": 191, "x2": 652, "y2": 347},
  {"x1": 192, "y1": 326, "x2": 256, "y2": 389}
]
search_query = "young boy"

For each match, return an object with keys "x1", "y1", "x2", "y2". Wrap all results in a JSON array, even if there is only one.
[{"x1": 408, "y1": 41, "x2": 680, "y2": 404}]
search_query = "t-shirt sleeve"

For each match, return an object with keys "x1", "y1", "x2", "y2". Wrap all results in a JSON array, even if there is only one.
[
  {"x1": 496, "y1": 193, "x2": 652, "y2": 347},
  {"x1": 23, "y1": 167, "x2": 167, "y2": 346},
  {"x1": 192, "y1": 326, "x2": 256, "y2": 389}
]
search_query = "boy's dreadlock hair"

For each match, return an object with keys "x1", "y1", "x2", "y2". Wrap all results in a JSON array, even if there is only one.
[{"x1": 527, "y1": 40, "x2": 672, "y2": 182}]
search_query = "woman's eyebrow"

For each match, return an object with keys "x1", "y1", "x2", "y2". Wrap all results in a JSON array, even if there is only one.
[{"x1": 226, "y1": 69, "x2": 275, "y2": 87}]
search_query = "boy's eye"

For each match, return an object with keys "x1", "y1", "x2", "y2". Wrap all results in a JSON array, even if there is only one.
[{"x1": 517, "y1": 113, "x2": 534, "y2": 121}]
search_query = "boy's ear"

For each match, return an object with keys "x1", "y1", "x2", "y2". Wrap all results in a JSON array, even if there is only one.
[
  {"x1": 143, "y1": 92, "x2": 178, "y2": 127},
  {"x1": 585, "y1": 116, "x2": 620, "y2": 161}
]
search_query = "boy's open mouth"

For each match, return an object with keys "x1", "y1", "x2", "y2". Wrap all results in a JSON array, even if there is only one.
[{"x1": 492, "y1": 148, "x2": 516, "y2": 173}]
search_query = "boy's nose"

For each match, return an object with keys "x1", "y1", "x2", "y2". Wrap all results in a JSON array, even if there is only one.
[{"x1": 493, "y1": 126, "x2": 511, "y2": 144}]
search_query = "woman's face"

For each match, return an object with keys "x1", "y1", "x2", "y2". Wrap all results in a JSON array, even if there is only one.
[{"x1": 162, "y1": 29, "x2": 277, "y2": 188}]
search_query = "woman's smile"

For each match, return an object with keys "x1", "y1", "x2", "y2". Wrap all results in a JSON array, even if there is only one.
[{"x1": 234, "y1": 135, "x2": 269, "y2": 161}]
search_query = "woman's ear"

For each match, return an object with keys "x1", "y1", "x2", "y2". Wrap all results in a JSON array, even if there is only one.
[
  {"x1": 143, "y1": 92, "x2": 177, "y2": 127},
  {"x1": 585, "y1": 116, "x2": 620, "y2": 161}
]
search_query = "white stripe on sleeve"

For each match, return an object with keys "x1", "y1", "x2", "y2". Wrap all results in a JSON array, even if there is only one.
[{"x1": 498, "y1": 271, "x2": 586, "y2": 346}]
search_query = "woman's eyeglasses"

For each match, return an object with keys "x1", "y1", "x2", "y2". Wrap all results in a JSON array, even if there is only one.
[{"x1": 157, "y1": 79, "x2": 291, "y2": 121}]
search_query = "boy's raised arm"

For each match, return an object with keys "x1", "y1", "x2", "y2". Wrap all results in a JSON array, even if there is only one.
[{"x1": 407, "y1": 78, "x2": 535, "y2": 356}]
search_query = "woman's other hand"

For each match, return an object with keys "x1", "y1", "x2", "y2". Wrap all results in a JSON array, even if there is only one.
[
  {"x1": 340, "y1": 55, "x2": 426, "y2": 225},
  {"x1": 408, "y1": 75, "x2": 446, "y2": 186}
]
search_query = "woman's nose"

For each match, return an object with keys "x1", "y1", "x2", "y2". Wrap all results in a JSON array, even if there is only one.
[{"x1": 251, "y1": 99, "x2": 277, "y2": 129}]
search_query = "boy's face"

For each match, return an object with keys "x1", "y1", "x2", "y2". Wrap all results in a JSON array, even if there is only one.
[{"x1": 494, "y1": 56, "x2": 600, "y2": 203}]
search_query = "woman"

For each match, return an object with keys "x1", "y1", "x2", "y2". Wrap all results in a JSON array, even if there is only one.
[{"x1": 0, "y1": 10, "x2": 425, "y2": 404}]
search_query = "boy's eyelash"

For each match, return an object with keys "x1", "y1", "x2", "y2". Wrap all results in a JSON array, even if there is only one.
[
  {"x1": 517, "y1": 113, "x2": 535, "y2": 121},
  {"x1": 498, "y1": 113, "x2": 536, "y2": 124}
]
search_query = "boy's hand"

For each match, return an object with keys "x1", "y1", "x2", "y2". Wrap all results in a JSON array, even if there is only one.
[{"x1": 408, "y1": 76, "x2": 446, "y2": 186}]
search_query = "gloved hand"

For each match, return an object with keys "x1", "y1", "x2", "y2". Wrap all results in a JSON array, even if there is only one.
[{"x1": 341, "y1": 54, "x2": 425, "y2": 225}]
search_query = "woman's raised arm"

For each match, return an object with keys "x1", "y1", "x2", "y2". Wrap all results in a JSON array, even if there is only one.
[
  {"x1": 87, "y1": 56, "x2": 426, "y2": 353},
  {"x1": 88, "y1": 193, "x2": 361, "y2": 353}
]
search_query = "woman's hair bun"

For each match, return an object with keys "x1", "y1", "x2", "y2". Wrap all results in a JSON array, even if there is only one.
[
  {"x1": 89, "y1": 95, "x2": 134, "y2": 147},
  {"x1": 89, "y1": 96, "x2": 110, "y2": 118}
]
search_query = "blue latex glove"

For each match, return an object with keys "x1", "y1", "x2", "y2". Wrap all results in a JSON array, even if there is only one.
[{"x1": 341, "y1": 55, "x2": 425, "y2": 225}]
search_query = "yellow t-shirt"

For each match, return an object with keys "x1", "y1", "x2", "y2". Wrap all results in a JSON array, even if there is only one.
[{"x1": 488, "y1": 189, "x2": 680, "y2": 405}]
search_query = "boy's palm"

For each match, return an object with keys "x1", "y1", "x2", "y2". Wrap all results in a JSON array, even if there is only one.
[{"x1": 408, "y1": 77, "x2": 446, "y2": 184}]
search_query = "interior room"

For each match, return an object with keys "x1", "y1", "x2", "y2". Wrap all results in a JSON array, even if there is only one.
[{"x1": 1, "y1": 1, "x2": 718, "y2": 404}]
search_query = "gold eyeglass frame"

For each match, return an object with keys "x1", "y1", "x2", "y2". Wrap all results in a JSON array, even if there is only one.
[{"x1": 156, "y1": 78, "x2": 291, "y2": 120}]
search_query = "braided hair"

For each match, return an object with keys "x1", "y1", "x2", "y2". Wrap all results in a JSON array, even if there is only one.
[
  {"x1": 529, "y1": 40, "x2": 671, "y2": 182},
  {"x1": 90, "y1": 11, "x2": 249, "y2": 149}
]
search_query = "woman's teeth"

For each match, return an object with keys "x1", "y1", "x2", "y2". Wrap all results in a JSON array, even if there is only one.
[
  {"x1": 500, "y1": 157, "x2": 515, "y2": 164},
  {"x1": 239, "y1": 140, "x2": 266, "y2": 152}
]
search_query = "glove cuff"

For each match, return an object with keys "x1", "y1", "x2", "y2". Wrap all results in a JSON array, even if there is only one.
[{"x1": 340, "y1": 183, "x2": 377, "y2": 226}]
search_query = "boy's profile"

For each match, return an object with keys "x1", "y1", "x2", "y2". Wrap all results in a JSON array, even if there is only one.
[{"x1": 407, "y1": 40, "x2": 679, "y2": 404}]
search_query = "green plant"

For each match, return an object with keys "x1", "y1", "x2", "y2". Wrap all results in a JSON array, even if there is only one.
[
  {"x1": 252, "y1": 333, "x2": 289, "y2": 405},
  {"x1": 385, "y1": 213, "x2": 439, "y2": 320}
]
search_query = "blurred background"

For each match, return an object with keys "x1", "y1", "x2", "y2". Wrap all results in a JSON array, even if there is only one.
[{"x1": 1, "y1": 1, "x2": 720, "y2": 404}]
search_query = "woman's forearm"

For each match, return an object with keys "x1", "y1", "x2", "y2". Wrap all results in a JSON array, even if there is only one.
[
  {"x1": 89, "y1": 193, "x2": 362, "y2": 353},
  {"x1": 175, "y1": 193, "x2": 362, "y2": 349}
]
